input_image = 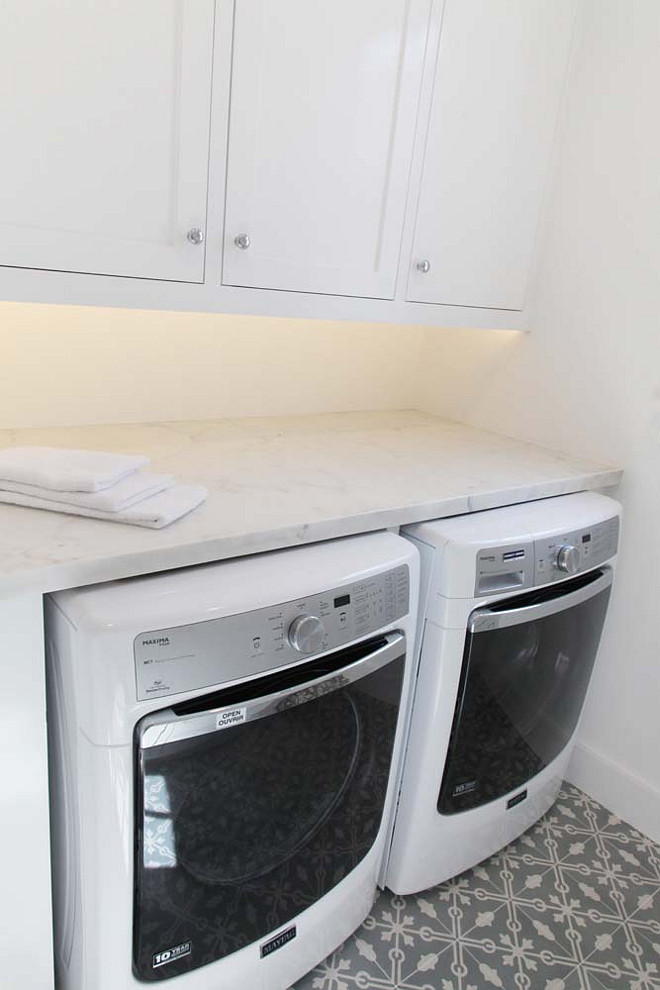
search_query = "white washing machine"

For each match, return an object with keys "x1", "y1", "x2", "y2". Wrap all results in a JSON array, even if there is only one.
[
  {"x1": 46, "y1": 532, "x2": 419, "y2": 989},
  {"x1": 386, "y1": 492, "x2": 620, "y2": 895}
]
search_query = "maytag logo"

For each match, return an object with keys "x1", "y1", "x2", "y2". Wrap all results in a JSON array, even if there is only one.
[
  {"x1": 152, "y1": 940, "x2": 191, "y2": 969},
  {"x1": 260, "y1": 926, "x2": 297, "y2": 958},
  {"x1": 142, "y1": 636, "x2": 171, "y2": 647}
]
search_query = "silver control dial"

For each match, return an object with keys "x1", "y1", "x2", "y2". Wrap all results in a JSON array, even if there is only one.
[
  {"x1": 555, "y1": 544, "x2": 581, "y2": 575},
  {"x1": 288, "y1": 614, "x2": 325, "y2": 653}
]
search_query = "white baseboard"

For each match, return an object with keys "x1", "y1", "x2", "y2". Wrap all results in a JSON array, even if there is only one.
[{"x1": 566, "y1": 740, "x2": 660, "y2": 844}]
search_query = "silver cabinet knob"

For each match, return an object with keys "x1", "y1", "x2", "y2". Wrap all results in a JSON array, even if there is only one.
[
  {"x1": 555, "y1": 545, "x2": 581, "y2": 575},
  {"x1": 288, "y1": 614, "x2": 325, "y2": 654},
  {"x1": 416, "y1": 259, "x2": 431, "y2": 273},
  {"x1": 234, "y1": 233, "x2": 251, "y2": 250},
  {"x1": 187, "y1": 227, "x2": 204, "y2": 245}
]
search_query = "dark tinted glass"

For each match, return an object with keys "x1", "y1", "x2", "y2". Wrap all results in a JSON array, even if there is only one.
[
  {"x1": 133, "y1": 652, "x2": 404, "y2": 982},
  {"x1": 439, "y1": 578, "x2": 611, "y2": 814}
]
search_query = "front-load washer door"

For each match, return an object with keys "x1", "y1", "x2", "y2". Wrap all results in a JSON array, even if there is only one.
[
  {"x1": 438, "y1": 568, "x2": 613, "y2": 815},
  {"x1": 132, "y1": 633, "x2": 405, "y2": 982}
]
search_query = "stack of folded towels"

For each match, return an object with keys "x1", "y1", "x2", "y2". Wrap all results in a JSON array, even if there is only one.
[{"x1": 0, "y1": 447, "x2": 207, "y2": 529}]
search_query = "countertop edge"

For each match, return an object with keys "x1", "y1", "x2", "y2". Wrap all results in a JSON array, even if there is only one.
[{"x1": 2, "y1": 468, "x2": 622, "y2": 601}]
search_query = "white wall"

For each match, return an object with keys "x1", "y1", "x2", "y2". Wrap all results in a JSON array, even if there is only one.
[
  {"x1": 417, "y1": 0, "x2": 660, "y2": 838},
  {"x1": 0, "y1": 303, "x2": 423, "y2": 429}
]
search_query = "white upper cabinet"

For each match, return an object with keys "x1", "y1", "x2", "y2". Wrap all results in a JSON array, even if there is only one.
[
  {"x1": 406, "y1": 0, "x2": 577, "y2": 310},
  {"x1": 0, "y1": 1, "x2": 214, "y2": 282},
  {"x1": 0, "y1": 0, "x2": 578, "y2": 326},
  {"x1": 222, "y1": 0, "x2": 431, "y2": 299}
]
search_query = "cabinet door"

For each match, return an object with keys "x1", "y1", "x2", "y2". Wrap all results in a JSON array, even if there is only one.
[
  {"x1": 223, "y1": 0, "x2": 429, "y2": 299},
  {"x1": 407, "y1": 0, "x2": 577, "y2": 310},
  {"x1": 0, "y1": 1, "x2": 214, "y2": 283}
]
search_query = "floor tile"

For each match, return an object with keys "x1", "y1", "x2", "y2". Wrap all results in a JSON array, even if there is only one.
[{"x1": 293, "y1": 784, "x2": 660, "y2": 990}]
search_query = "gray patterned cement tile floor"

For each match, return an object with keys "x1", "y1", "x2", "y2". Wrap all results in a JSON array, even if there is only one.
[{"x1": 293, "y1": 783, "x2": 660, "y2": 990}]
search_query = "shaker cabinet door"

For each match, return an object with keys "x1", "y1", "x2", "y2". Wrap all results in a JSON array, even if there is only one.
[
  {"x1": 0, "y1": 0, "x2": 214, "y2": 282},
  {"x1": 222, "y1": 0, "x2": 429, "y2": 299},
  {"x1": 407, "y1": 0, "x2": 577, "y2": 310}
]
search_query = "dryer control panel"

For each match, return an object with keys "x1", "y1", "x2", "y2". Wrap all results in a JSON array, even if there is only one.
[
  {"x1": 134, "y1": 564, "x2": 410, "y2": 701},
  {"x1": 475, "y1": 515, "x2": 619, "y2": 597}
]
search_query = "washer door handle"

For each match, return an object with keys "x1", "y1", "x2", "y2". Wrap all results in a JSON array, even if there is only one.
[
  {"x1": 469, "y1": 568, "x2": 613, "y2": 633},
  {"x1": 137, "y1": 632, "x2": 405, "y2": 749}
]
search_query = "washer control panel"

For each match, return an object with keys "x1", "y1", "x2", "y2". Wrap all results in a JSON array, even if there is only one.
[
  {"x1": 534, "y1": 515, "x2": 619, "y2": 585},
  {"x1": 475, "y1": 515, "x2": 619, "y2": 597},
  {"x1": 134, "y1": 564, "x2": 410, "y2": 701}
]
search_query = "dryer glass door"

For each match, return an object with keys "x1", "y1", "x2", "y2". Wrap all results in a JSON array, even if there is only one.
[
  {"x1": 133, "y1": 633, "x2": 405, "y2": 981},
  {"x1": 438, "y1": 568, "x2": 612, "y2": 815}
]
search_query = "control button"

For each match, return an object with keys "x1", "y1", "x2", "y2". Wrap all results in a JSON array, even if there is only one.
[
  {"x1": 252, "y1": 636, "x2": 261, "y2": 652},
  {"x1": 288, "y1": 614, "x2": 325, "y2": 653},
  {"x1": 555, "y1": 544, "x2": 581, "y2": 575}
]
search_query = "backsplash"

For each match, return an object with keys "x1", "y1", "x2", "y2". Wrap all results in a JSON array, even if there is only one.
[{"x1": 0, "y1": 302, "x2": 424, "y2": 430}]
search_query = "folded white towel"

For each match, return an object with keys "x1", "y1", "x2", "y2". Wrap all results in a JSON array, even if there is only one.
[
  {"x1": 0, "y1": 484, "x2": 207, "y2": 529},
  {"x1": 0, "y1": 472, "x2": 175, "y2": 512},
  {"x1": 0, "y1": 446, "x2": 149, "y2": 492}
]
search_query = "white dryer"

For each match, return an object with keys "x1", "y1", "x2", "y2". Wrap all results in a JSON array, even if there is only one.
[
  {"x1": 46, "y1": 532, "x2": 419, "y2": 989},
  {"x1": 386, "y1": 492, "x2": 620, "y2": 895}
]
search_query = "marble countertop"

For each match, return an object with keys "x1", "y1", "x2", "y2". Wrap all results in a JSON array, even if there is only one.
[{"x1": 0, "y1": 410, "x2": 622, "y2": 599}]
